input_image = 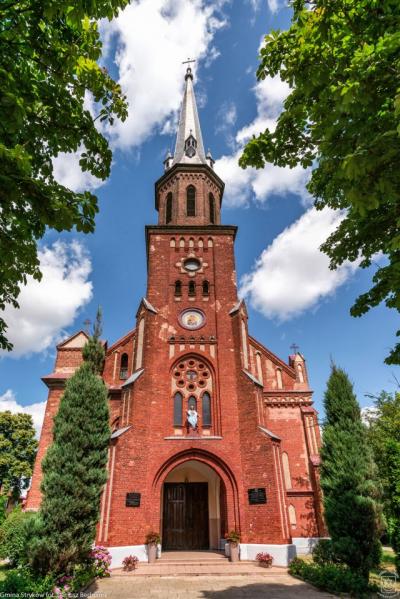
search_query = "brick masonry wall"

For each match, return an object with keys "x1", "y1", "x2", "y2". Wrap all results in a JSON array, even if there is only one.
[{"x1": 27, "y1": 206, "x2": 324, "y2": 547}]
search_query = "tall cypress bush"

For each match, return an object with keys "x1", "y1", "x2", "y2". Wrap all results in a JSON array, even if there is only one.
[
  {"x1": 35, "y1": 310, "x2": 110, "y2": 573},
  {"x1": 320, "y1": 364, "x2": 382, "y2": 581}
]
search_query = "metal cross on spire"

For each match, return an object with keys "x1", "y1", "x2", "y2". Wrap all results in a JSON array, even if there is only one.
[
  {"x1": 290, "y1": 343, "x2": 300, "y2": 354},
  {"x1": 182, "y1": 58, "x2": 196, "y2": 66}
]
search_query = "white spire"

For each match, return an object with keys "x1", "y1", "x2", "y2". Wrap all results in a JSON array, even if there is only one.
[{"x1": 172, "y1": 67, "x2": 206, "y2": 166}]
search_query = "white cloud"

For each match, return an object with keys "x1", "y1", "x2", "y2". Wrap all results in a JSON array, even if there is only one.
[
  {"x1": 247, "y1": 0, "x2": 260, "y2": 8},
  {"x1": 217, "y1": 150, "x2": 310, "y2": 207},
  {"x1": 240, "y1": 207, "x2": 359, "y2": 320},
  {"x1": 361, "y1": 406, "x2": 379, "y2": 427},
  {"x1": 52, "y1": 150, "x2": 105, "y2": 193},
  {"x1": 267, "y1": 0, "x2": 280, "y2": 13},
  {"x1": 100, "y1": 0, "x2": 227, "y2": 151},
  {"x1": 215, "y1": 101, "x2": 237, "y2": 148},
  {"x1": 1, "y1": 241, "x2": 92, "y2": 357},
  {"x1": 214, "y1": 75, "x2": 311, "y2": 207},
  {"x1": 0, "y1": 389, "x2": 46, "y2": 438}
]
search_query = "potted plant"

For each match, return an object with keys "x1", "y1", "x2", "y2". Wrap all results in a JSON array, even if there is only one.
[
  {"x1": 255, "y1": 552, "x2": 273, "y2": 568},
  {"x1": 225, "y1": 530, "x2": 240, "y2": 562},
  {"x1": 122, "y1": 555, "x2": 139, "y2": 571},
  {"x1": 145, "y1": 531, "x2": 161, "y2": 563}
]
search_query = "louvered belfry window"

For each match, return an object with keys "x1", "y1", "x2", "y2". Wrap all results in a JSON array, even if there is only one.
[{"x1": 187, "y1": 186, "x2": 196, "y2": 216}]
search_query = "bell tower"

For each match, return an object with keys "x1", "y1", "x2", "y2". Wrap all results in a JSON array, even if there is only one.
[{"x1": 155, "y1": 67, "x2": 224, "y2": 227}]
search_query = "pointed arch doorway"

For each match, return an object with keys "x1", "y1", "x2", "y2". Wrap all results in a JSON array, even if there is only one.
[{"x1": 161, "y1": 460, "x2": 226, "y2": 550}]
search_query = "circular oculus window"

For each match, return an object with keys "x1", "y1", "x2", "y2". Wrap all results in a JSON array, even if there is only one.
[
  {"x1": 179, "y1": 309, "x2": 206, "y2": 330},
  {"x1": 183, "y1": 258, "x2": 201, "y2": 272}
]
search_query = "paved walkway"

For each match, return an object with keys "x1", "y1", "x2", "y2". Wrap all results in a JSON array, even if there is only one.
[{"x1": 86, "y1": 574, "x2": 337, "y2": 598}]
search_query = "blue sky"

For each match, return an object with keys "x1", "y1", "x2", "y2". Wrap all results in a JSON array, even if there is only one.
[{"x1": 0, "y1": 0, "x2": 398, "y2": 433}]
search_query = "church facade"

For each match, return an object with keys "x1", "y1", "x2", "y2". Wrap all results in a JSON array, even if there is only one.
[{"x1": 26, "y1": 67, "x2": 325, "y2": 566}]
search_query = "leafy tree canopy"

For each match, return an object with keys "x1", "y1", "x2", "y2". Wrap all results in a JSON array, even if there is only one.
[
  {"x1": 82, "y1": 307, "x2": 105, "y2": 374},
  {"x1": 240, "y1": 0, "x2": 400, "y2": 364},
  {"x1": 0, "y1": 0, "x2": 128, "y2": 351},
  {"x1": 367, "y1": 390, "x2": 400, "y2": 573},
  {"x1": 0, "y1": 412, "x2": 37, "y2": 498}
]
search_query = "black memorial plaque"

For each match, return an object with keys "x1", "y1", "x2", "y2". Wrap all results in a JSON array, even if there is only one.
[
  {"x1": 126, "y1": 492, "x2": 141, "y2": 507},
  {"x1": 248, "y1": 487, "x2": 267, "y2": 505}
]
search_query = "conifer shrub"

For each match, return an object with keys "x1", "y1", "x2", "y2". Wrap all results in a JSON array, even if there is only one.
[
  {"x1": 312, "y1": 539, "x2": 340, "y2": 566},
  {"x1": 320, "y1": 365, "x2": 382, "y2": 580},
  {"x1": 33, "y1": 311, "x2": 110, "y2": 574}
]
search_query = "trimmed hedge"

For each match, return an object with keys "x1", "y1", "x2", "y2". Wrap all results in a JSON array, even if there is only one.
[{"x1": 289, "y1": 558, "x2": 377, "y2": 598}]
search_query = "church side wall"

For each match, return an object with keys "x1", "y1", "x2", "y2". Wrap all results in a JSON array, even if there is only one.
[{"x1": 25, "y1": 387, "x2": 64, "y2": 510}]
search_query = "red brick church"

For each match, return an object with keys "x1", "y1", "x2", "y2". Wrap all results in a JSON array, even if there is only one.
[{"x1": 26, "y1": 67, "x2": 325, "y2": 566}]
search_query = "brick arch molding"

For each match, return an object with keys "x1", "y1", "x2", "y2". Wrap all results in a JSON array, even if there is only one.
[{"x1": 152, "y1": 447, "x2": 241, "y2": 531}]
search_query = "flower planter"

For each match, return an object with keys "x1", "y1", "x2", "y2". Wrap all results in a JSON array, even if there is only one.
[
  {"x1": 258, "y1": 562, "x2": 271, "y2": 568},
  {"x1": 147, "y1": 543, "x2": 157, "y2": 564},
  {"x1": 228, "y1": 542, "x2": 239, "y2": 563}
]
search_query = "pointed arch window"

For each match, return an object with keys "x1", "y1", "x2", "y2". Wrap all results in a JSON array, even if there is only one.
[
  {"x1": 119, "y1": 353, "x2": 129, "y2": 380},
  {"x1": 188, "y1": 396, "x2": 197, "y2": 411},
  {"x1": 174, "y1": 280, "x2": 182, "y2": 296},
  {"x1": 166, "y1": 192, "x2": 173, "y2": 224},
  {"x1": 173, "y1": 392, "x2": 183, "y2": 426},
  {"x1": 187, "y1": 186, "x2": 196, "y2": 217},
  {"x1": 209, "y1": 193, "x2": 215, "y2": 224},
  {"x1": 184, "y1": 134, "x2": 197, "y2": 158},
  {"x1": 202, "y1": 280, "x2": 209, "y2": 296},
  {"x1": 188, "y1": 280, "x2": 196, "y2": 296},
  {"x1": 202, "y1": 392, "x2": 211, "y2": 426}
]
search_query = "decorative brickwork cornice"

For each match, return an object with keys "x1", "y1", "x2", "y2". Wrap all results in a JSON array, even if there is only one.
[
  {"x1": 263, "y1": 391, "x2": 313, "y2": 407},
  {"x1": 168, "y1": 335, "x2": 217, "y2": 345}
]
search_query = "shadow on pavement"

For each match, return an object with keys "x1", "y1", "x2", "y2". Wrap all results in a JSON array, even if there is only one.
[{"x1": 84, "y1": 577, "x2": 336, "y2": 599}]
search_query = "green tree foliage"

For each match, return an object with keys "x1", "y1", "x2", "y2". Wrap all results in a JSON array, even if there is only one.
[
  {"x1": 320, "y1": 365, "x2": 382, "y2": 580},
  {"x1": 35, "y1": 328, "x2": 109, "y2": 573},
  {"x1": 367, "y1": 391, "x2": 400, "y2": 574},
  {"x1": 0, "y1": 507, "x2": 40, "y2": 567},
  {"x1": 240, "y1": 0, "x2": 400, "y2": 364},
  {"x1": 82, "y1": 307, "x2": 104, "y2": 375},
  {"x1": 0, "y1": 412, "x2": 37, "y2": 498},
  {"x1": 0, "y1": 0, "x2": 128, "y2": 352}
]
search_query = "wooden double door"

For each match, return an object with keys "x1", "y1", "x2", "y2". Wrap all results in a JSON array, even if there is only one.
[{"x1": 162, "y1": 483, "x2": 209, "y2": 550}]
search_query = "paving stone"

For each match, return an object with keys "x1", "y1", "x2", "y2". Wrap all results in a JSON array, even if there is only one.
[{"x1": 86, "y1": 574, "x2": 338, "y2": 599}]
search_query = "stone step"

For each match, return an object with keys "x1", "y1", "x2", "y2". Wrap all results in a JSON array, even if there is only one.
[
  {"x1": 159, "y1": 551, "x2": 228, "y2": 563},
  {"x1": 111, "y1": 564, "x2": 288, "y2": 577}
]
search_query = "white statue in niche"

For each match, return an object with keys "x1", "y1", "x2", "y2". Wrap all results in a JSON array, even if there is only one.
[{"x1": 186, "y1": 404, "x2": 198, "y2": 432}]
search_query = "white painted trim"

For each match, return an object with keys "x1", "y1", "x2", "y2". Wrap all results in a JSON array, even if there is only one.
[
  {"x1": 108, "y1": 544, "x2": 148, "y2": 567},
  {"x1": 239, "y1": 543, "x2": 296, "y2": 566},
  {"x1": 292, "y1": 537, "x2": 324, "y2": 555}
]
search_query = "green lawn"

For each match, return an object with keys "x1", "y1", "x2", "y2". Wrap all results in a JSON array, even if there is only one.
[
  {"x1": 370, "y1": 548, "x2": 399, "y2": 592},
  {"x1": 381, "y1": 548, "x2": 396, "y2": 568}
]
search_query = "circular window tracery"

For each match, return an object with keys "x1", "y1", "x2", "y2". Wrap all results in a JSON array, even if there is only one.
[{"x1": 172, "y1": 356, "x2": 212, "y2": 395}]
